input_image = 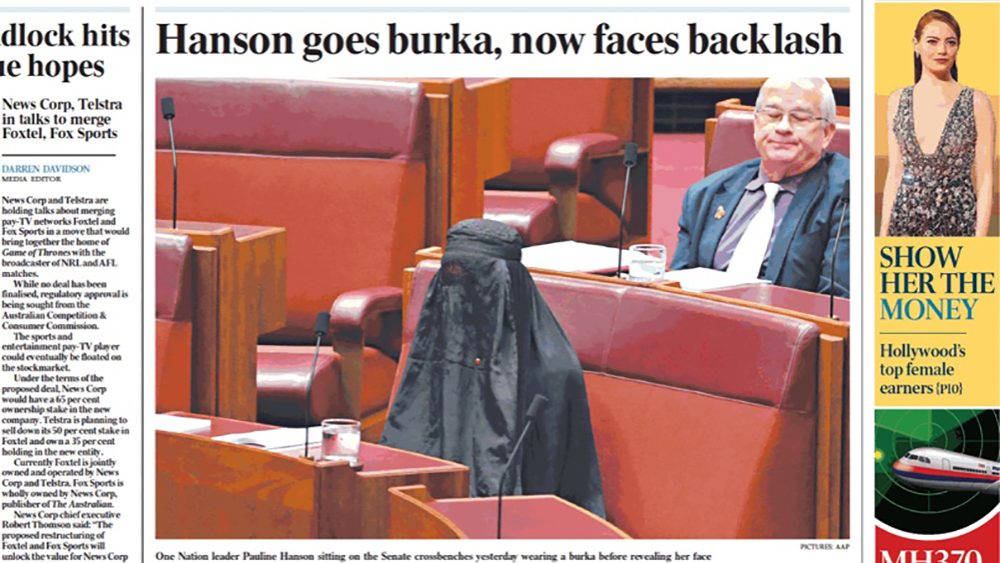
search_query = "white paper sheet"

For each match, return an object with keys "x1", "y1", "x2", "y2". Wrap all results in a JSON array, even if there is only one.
[
  {"x1": 213, "y1": 426, "x2": 323, "y2": 450},
  {"x1": 521, "y1": 241, "x2": 650, "y2": 273},
  {"x1": 660, "y1": 267, "x2": 770, "y2": 292},
  {"x1": 153, "y1": 414, "x2": 212, "y2": 434}
]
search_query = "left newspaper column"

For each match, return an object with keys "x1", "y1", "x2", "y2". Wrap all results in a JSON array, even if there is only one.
[{"x1": 0, "y1": 5, "x2": 140, "y2": 562}]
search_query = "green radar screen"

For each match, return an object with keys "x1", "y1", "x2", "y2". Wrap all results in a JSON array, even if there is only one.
[{"x1": 875, "y1": 409, "x2": 999, "y2": 534}]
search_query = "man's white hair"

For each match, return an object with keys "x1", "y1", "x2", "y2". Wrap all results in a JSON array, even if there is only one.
[{"x1": 755, "y1": 78, "x2": 837, "y2": 122}]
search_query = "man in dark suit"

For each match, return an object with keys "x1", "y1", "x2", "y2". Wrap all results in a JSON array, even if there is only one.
[{"x1": 671, "y1": 78, "x2": 850, "y2": 297}]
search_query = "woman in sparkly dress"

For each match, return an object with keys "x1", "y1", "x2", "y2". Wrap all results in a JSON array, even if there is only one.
[{"x1": 880, "y1": 9, "x2": 995, "y2": 237}]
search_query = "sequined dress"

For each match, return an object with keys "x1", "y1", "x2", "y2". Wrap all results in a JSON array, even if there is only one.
[{"x1": 889, "y1": 86, "x2": 977, "y2": 236}]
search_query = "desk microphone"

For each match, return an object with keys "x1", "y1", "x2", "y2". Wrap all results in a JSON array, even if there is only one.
[
  {"x1": 497, "y1": 394, "x2": 549, "y2": 539},
  {"x1": 302, "y1": 311, "x2": 330, "y2": 459},
  {"x1": 161, "y1": 97, "x2": 179, "y2": 229},
  {"x1": 616, "y1": 142, "x2": 639, "y2": 279},
  {"x1": 828, "y1": 181, "x2": 849, "y2": 319}
]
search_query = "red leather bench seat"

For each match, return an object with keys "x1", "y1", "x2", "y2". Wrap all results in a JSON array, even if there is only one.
[
  {"x1": 397, "y1": 261, "x2": 821, "y2": 538},
  {"x1": 155, "y1": 79, "x2": 428, "y2": 436},
  {"x1": 255, "y1": 344, "x2": 398, "y2": 427},
  {"x1": 155, "y1": 233, "x2": 194, "y2": 412},
  {"x1": 484, "y1": 79, "x2": 639, "y2": 245}
]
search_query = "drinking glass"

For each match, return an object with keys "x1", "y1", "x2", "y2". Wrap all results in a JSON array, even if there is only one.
[
  {"x1": 321, "y1": 418, "x2": 361, "y2": 465},
  {"x1": 628, "y1": 244, "x2": 668, "y2": 282}
]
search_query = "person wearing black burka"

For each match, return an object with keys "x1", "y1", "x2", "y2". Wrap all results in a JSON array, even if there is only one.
[{"x1": 381, "y1": 219, "x2": 605, "y2": 517}]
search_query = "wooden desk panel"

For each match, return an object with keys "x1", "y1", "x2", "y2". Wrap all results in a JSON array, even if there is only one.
[
  {"x1": 157, "y1": 431, "x2": 322, "y2": 538},
  {"x1": 156, "y1": 414, "x2": 468, "y2": 538},
  {"x1": 434, "y1": 497, "x2": 628, "y2": 539},
  {"x1": 156, "y1": 221, "x2": 286, "y2": 420},
  {"x1": 708, "y1": 283, "x2": 850, "y2": 327},
  {"x1": 388, "y1": 485, "x2": 629, "y2": 539}
]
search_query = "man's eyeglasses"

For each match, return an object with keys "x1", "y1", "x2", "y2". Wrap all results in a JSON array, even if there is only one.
[{"x1": 755, "y1": 107, "x2": 828, "y2": 128}]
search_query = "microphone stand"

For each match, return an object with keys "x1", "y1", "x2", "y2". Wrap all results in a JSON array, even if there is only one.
[
  {"x1": 616, "y1": 143, "x2": 638, "y2": 279},
  {"x1": 496, "y1": 418, "x2": 535, "y2": 539},
  {"x1": 302, "y1": 312, "x2": 330, "y2": 459},
  {"x1": 615, "y1": 166, "x2": 633, "y2": 279},
  {"x1": 168, "y1": 118, "x2": 178, "y2": 229},
  {"x1": 496, "y1": 394, "x2": 548, "y2": 539},
  {"x1": 829, "y1": 196, "x2": 848, "y2": 319},
  {"x1": 161, "y1": 97, "x2": 178, "y2": 229}
]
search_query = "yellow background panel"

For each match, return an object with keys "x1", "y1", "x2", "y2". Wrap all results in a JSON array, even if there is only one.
[
  {"x1": 875, "y1": 3, "x2": 999, "y2": 96},
  {"x1": 875, "y1": 237, "x2": 1000, "y2": 407}
]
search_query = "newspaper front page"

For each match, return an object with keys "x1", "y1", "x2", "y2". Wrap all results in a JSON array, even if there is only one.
[{"x1": 1, "y1": 1, "x2": 997, "y2": 562}]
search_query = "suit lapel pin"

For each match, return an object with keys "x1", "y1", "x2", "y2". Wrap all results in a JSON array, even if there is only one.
[{"x1": 714, "y1": 206, "x2": 726, "y2": 220}]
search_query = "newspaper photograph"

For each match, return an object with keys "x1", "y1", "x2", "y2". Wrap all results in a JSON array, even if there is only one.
[{"x1": 1, "y1": 1, "x2": 997, "y2": 562}]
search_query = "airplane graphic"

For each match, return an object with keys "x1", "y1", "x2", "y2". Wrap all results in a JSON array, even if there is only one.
[{"x1": 892, "y1": 447, "x2": 999, "y2": 495}]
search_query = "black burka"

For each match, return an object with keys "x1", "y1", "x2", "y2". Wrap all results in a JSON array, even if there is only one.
[{"x1": 381, "y1": 219, "x2": 605, "y2": 517}]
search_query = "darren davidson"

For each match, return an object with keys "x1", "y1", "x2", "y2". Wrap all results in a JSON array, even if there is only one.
[{"x1": 2, "y1": 163, "x2": 91, "y2": 183}]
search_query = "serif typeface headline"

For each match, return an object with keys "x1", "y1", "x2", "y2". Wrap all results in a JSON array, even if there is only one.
[
  {"x1": 0, "y1": 24, "x2": 129, "y2": 83},
  {"x1": 155, "y1": 22, "x2": 843, "y2": 62},
  {"x1": 0, "y1": 21, "x2": 844, "y2": 82},
  {"x1": 879, "y1": 245, "x2": 996, "y2": 321}
]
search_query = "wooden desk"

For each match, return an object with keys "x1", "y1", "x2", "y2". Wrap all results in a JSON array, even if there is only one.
[
  {"x1": 156, "y1": 414, "x2": 468, "y2": 538},
  {"x1": 156, "y1": 220, "x2": 286, "y2": 421},
  {"x1": 706, "y1": 284, "x2": 849, "y2": 335},
  {"x1": 388, "y1": 485, "x2": 629, "y2": 539},
  {"x1": 408, "y1": 248, "x2": 849, "y2": 539}
]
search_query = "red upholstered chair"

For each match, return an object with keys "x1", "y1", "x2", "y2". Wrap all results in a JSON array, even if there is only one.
[
  {"x1": 155, "y1": 79, "x2": 429, "y2": 439},
  {"x1": 483, "y1": 79, "x2": 653, "y2": 246},
  {"x1": 155, "y1": 233, "x2": 194, "y2": 413},
  {"x1": 705, "y1": 98, "x2": 850, "y2": 175},
  {"x1": 395, "y1": 260, "x2": 823, "y2": 538}
]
